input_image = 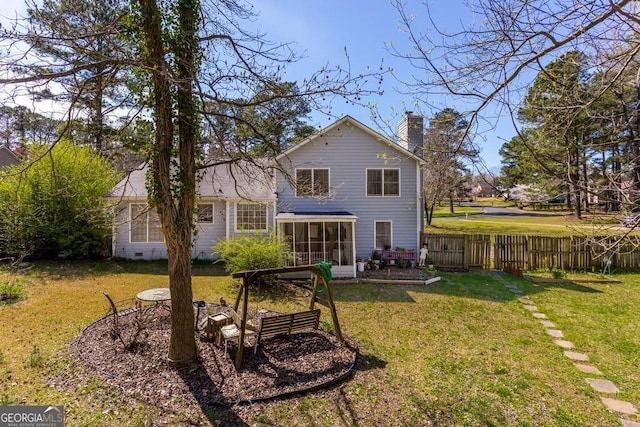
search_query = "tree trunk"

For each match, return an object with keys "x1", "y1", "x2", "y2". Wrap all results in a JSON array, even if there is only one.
[
  {"x1": 139, "y1": 0, "x2": 197, "y2": 366},
  {"x1": 568, "y1": 143, "x2": 582, "y2": 220},
  {"x1": 166, "y1": 226, "x2": 195, "y2": 365}
]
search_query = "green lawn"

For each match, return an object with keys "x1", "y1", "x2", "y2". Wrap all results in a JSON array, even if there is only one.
[
  {"x1": 428, "y1": 211, "x2": 623, "y2": 236},
  {"x1": 1, "y1": 261, "x2": 638, "y2": 425}
]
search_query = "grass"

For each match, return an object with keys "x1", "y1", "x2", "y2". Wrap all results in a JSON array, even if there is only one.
[
  {"x1": 428, "y1": 201, "x2": 625, "y2": 236},
  {"x1": 0, "y1": 278, "x2": 27, "y2": 305},
  {"x1": 428, "y1": 212, "x2": 619, "y2": 236},
  {"x1": 0, "y1": 260, "x2": 638, "y2": 425}
]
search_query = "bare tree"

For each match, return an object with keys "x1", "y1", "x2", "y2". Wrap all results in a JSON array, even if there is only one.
[
  {"x1": 391, "y1": 0, "x2": 640, "y2": 256},
  {"x1": 422, "y1": 108, "x2": 477, "y2": 224},
  {"x1": 1, "y1": 0, "x2": 380, "y2": 365},
  {"x1": 390, "y1": 0, "x2": 639, "y2": 177}
]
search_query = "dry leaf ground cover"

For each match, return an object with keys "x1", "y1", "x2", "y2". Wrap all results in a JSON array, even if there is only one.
[{"x1": 0, "y1": 260, "x2": 637, "y2": 426}]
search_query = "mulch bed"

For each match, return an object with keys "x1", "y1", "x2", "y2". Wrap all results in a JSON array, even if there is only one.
[{"x1": 67, "y1": 302, "x2": 357, "y2": 421}]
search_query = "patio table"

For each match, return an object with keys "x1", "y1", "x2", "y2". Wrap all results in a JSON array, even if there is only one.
[{"x1": 136, "y1": 288, "x2": 171, "y2": 312}]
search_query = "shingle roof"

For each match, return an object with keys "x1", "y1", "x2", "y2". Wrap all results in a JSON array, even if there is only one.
[{"x1": 109, "y1": 161, "x2": 275, "y2": 201}]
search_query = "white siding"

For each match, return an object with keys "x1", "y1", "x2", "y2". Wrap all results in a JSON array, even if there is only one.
[
  {"x1": 111, "y1": 203, "x2": 168, "y2": 260},
  {"x1": 192, "y1": 201, "x2": 227, "y2": 259}
]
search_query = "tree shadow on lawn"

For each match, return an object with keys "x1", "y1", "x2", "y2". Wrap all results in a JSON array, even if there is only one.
[
  {"x1": 177, "y1": 366, "x2": 249, "y2": 427},
  {"x1": 1, "y1": 259, "x2": 229, "y2": 279}
]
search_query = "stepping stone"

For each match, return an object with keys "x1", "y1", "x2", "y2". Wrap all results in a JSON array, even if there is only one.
[
  {"x1": 574, "y1": 363, "x2": 602, "y2": 375},
  {"x1": 533, "y1": 313, "x2": 547, "y2": 319},
  {"x1": 518, "y1": 297, "x2": 534, "y2": 305},
  {"x1": 601, "y1": 398, "x2": 637, "y2": 415},
  {"x1": 523, "y1": 305, "x2": 538, "y2": 311},
  {"x1": 511, "y1": 290, "x2": 524, "y2": 295},
  {"x1": 586, "y1": 378, "x2": 619, "y2": 394},
  {"x1": 564, "y1": 351, "x2": 588, "y2": 361},
  {"x1": 546, "y1": 329, "x2": 564, "y2": 338},
  {"x1": 621, "y1": 419, "x2": 640, "y2": 427},
  {"x1": 554, "y1": 339, "x2": 574, "y2": 349},
  {"x1": 541, "y1": 320, "x2": 556, "y2": 328}
]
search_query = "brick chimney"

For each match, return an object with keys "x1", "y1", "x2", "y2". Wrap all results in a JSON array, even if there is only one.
[{"x1": 397, "y1": 111, "x2": 424, "y2": 156}]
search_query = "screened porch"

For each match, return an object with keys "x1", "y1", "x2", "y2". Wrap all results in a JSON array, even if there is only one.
[{"x1": 276, "y1": 212, "x2": 357, "y2": 278}]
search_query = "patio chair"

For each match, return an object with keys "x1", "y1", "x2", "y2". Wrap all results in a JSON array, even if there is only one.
[{"x1": 220, "y1": 310, "x2": 257, "y2": 353}]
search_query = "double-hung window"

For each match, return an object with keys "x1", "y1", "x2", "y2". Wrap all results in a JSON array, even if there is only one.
[
  {"x1": 367, "y1": 169, "x2": 400, "y2": 196},
  {"x1": 236, "y1": 202, "x2": 267, "y2": 231},
  {"x1": 197, "y1": 203, "x2": 214, "y2": 223},
  {"x1": 375, "y1": 221, "x2": 392, "y2": 250},
  {"x1": 130, "y1": 203, "x2": 163, "y2": 242},
  {"x1": 296, "y1": 168, "x2": 329, "y2": 197}
]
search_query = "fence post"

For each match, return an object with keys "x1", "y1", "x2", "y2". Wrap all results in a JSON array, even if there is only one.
[{"x1": 463, "y1": 234, "x2": 470, "y2": 270}]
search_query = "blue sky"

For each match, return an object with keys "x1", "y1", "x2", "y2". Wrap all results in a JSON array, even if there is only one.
[{"x1": 1, "y1": 0, "x2": 516, "y2": 169}]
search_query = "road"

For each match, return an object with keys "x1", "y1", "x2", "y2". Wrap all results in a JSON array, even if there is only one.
[{"x1": 479, "y1": 206, "x2": 558, "y2": 217}]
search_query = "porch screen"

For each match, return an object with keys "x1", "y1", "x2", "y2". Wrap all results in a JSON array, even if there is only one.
[{"x1": 280, "y1": 220, "x2": 353, "y2": 266}]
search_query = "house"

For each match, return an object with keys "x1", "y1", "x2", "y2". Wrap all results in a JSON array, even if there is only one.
[
  {"x1": 109, "y1": 114, "x2": 426, "y2": 277},
  {"x1": 273, "y1": 114, "x2": 425, "y2": 277},
  {"x1": 109, "y1": 162, "x2": 276, "y2": 260},
  {"x1": 0, "y1": 145, "x2": 20, "y2": 169}
]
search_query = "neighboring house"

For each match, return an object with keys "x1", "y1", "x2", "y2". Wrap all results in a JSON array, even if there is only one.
[
  {"x1": 0, "y1": 145, "x2": 20, "y2": 169},
  {"x1": 108, "y1": 114, "x2": 426, "y2": 277}
]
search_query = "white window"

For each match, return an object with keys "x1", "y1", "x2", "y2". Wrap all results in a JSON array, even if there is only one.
[
  {"x1": 130, "y1": 204, "x2": 163, "y2": 243},
  {"x1": 197, "y1": 203, "x2": 214, "y2": 223},
  {"x1": 367, "y1": 169, "x2": 400, "y2": 196},
  {"x1": 296, "y1": 168, "x2": 329, "y2": 197},
  {"x1": 374, "y1": 221, "x2": 392, "y2": 250},
  {"x1": 236, "y1": 203, "x2": 267, "y2": 231}
]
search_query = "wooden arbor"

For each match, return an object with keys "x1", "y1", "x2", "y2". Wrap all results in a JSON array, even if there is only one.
[{"x1": 230, "y1": 264, "x2": 343, "y2": 369}]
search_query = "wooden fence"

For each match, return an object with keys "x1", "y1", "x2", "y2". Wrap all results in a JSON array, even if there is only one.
[{"x1": 421, "y1": 233, "x2": 640, "y2": 271}]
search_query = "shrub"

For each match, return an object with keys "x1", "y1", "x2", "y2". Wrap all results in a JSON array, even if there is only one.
[
  {"x1": 0, "y1": 280, "x2": 26, "y2": 305},
  {"x1": 213, "y1": 233, "x2": 288, "y2": 274},
  {"x1": 0, "y1": 141, "x2": 119, "y2": 260},
  {"x1": 552, "y1": 269, "x2": 567, "y2": 279}
]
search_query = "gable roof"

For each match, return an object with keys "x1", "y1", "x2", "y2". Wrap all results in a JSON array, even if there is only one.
[
  {"x1": 109, "y1": 161, "x2": 275, "y2": 201},
  {"x1": 276, "y1": 115, "x2": 426, "y2": 164},
  {"x1": 0, "y1": 145, "x2": 20, "y2": 168}
]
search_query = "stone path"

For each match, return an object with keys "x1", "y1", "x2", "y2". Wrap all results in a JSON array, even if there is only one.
[{"x1": 495, "y1": 274, "x2": 639, "y2": 426}]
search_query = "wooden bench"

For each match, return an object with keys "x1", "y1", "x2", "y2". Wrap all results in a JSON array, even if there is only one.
[
  {"x1": 254, "y1": 309, "x2": 321, "y2": 353},
  {"x1": 382, "y1": 249, "x2": 416, "y2": 264}
]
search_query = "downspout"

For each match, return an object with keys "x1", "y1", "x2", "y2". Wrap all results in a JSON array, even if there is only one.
[
  {"x1": 225, "y1": 200, "x2": 230, "y2": 240},
  {"x1": 416, "y1": 162, "x2": 422, "y2": 251},
  {"x1": 352, "y1": 219, "x2": 357, "y2": 278},
  {"x1": 111, "y1": 203, "x2": 117, "y2": 257}
]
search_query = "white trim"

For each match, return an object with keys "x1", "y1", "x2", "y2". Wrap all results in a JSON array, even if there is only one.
[
  {"x1": 365, "y1": 168, "x2": 401, "y2": 197},
  {"x1": 374, "y1": 220, "x2": 393, "y2": 250},
  {"x1": 225, "y1": 201, "x2": 230, "y2": 240},
  {"x1": 276, "y1": 115, "x2": 426, "y2": 165},
  {"x1": 196, "y1": 203, "x2": 215, "y2": 224},
  {"x1": 129, "y1": 203, "x2": 163, "y2": 243},
  {"x1": 294, "y1": 167, "x2": 331, "y2": 198},
  {"x1": 276, "y1": 213, "x2": 357, "y2": 222},
  {"x1": 234, "y1": 201, "x2": 269, "y2": 232},
  {"x1": 416, "y1": 161, "x2": 422, "y2": 251},
  {"x1": 277, "y1": 217, "x2": 357, "y2": 271}
]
